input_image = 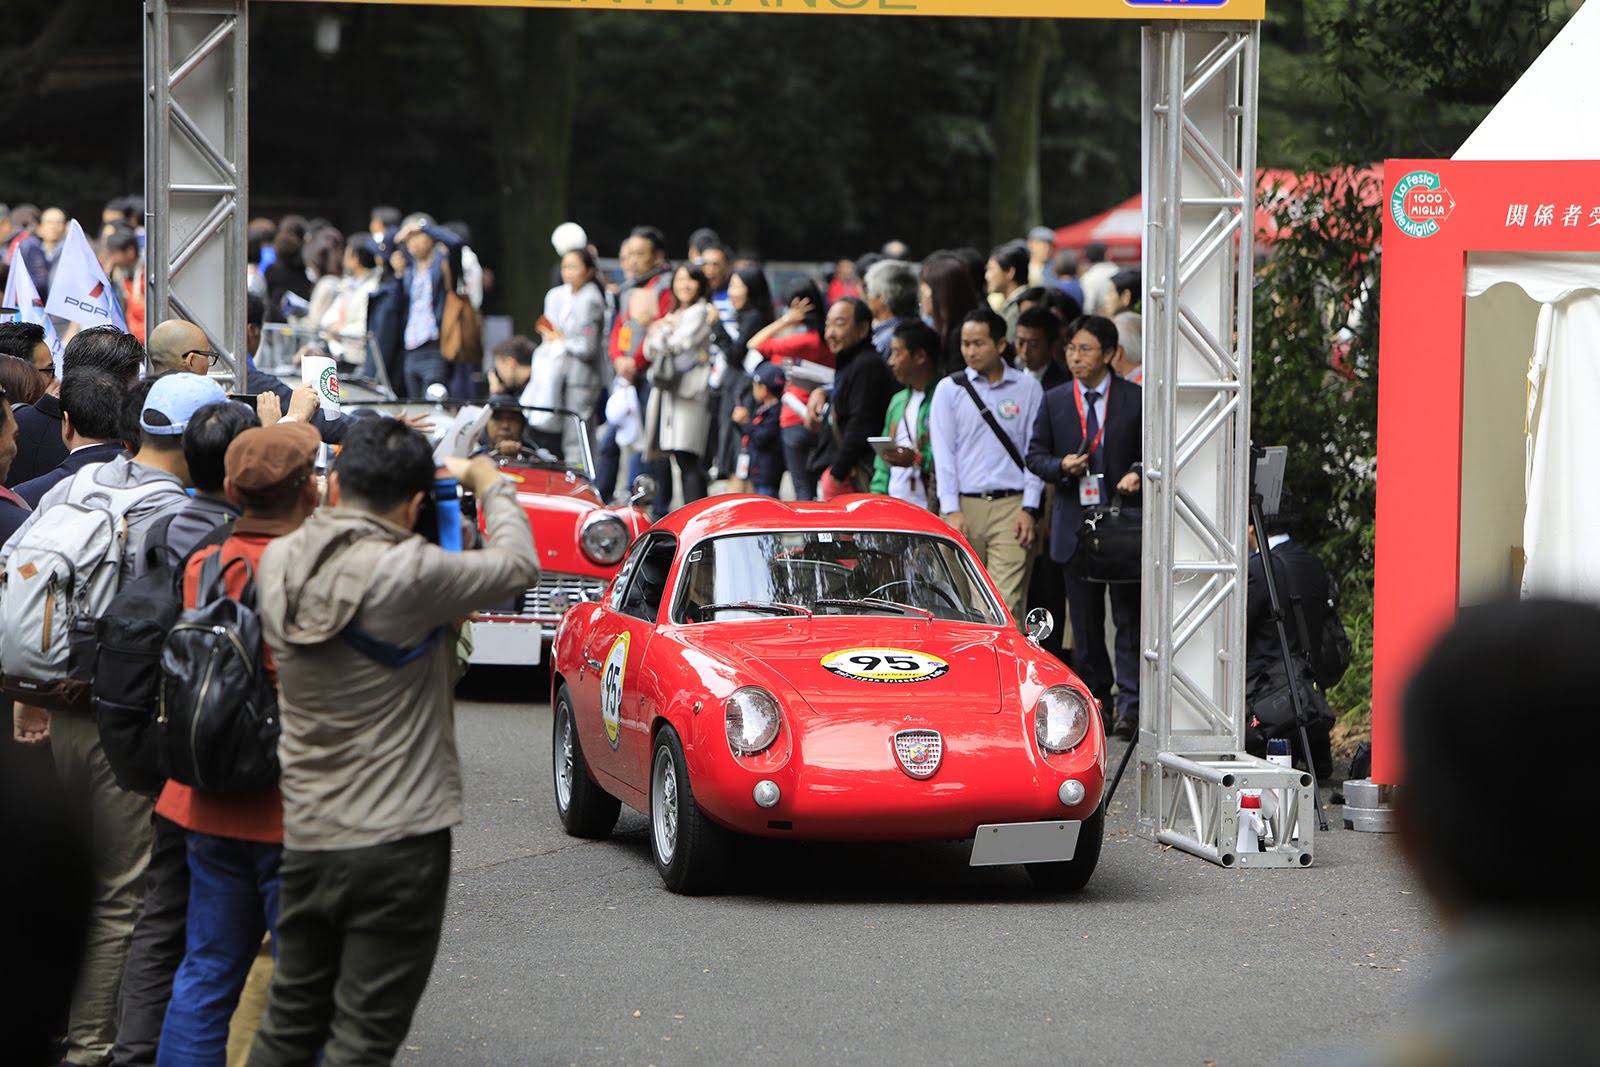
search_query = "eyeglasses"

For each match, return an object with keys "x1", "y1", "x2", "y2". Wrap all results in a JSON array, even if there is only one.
[
  {"x1": 1065, "y1": 344, "x2": 1103, "y2": 356},
  {"x1": 183, "y1": 349, "x2": 222, "y2": 367}
]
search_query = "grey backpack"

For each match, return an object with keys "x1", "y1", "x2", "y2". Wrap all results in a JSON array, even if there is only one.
[{"x1": 0, "y1": 468, "x2": 186, "y2": 712}]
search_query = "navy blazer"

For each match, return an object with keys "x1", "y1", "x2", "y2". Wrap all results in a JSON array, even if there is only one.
[
  {"x1": 13, "y1": 441, "x2": 127, "y2": 508},
  {"x1": 1025, "y1": 374, "x2": 1142, "y2": 564},
  {"x1": 4, "y1": 394, "x2": 66, "y2": 489}
]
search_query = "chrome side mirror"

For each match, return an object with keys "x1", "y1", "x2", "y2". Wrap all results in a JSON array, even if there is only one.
[
  {"x1": 1026, "y1": 607, "x2": 1054, "y2": 644},
  {"x1": 629, "y1": 474, "x2": 658, "y2": 506}
]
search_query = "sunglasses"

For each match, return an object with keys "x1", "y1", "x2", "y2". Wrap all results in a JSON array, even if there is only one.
[{"x1": 182, "y1": 349, "x2": 223, "y2": 367}]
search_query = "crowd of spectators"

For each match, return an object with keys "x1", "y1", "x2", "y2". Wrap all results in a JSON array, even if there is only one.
[{"x1": 2, "y1": 197, "x2": 1167, "y2": 1065}]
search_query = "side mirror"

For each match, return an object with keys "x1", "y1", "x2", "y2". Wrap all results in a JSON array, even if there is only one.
[
  {"x1": 1025, "y1": 607, "x2": 1054, "y2": 644},
  {"x1": 629, "y1": 474, "x2": 658, "y2": 506},
  {"x1": 424, "y1": 383, "x2": 449, "y2": 404}
]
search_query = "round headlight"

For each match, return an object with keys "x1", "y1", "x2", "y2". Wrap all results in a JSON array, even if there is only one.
[
  {"x1": 725, "y1": 687, "x2": 782, "y2": 756},
  {"x1": 579, "y1": 512, "x2": 629, "y2": 565},
  {"x1": 1034, "y1": 685, "x2": 1091, "y2": 754}
]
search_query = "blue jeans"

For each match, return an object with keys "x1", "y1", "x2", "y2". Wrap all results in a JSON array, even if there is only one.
[
  {"x1": 782, "y1": 423, "x2": 819, "y2": 501},
  {"x1": 157, "y1": 833, "x2": 282, "y2": 1067},
  {"x1": 401, "y1": 344, "x2": 449, "y2": 399},
  {"x1": 754, "y1": 484, "x2": 779, "y2": 498}
]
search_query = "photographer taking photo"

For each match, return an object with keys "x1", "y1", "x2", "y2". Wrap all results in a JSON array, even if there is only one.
[{"x1": 246, "y1": 417, "x2": 537, "y2": 1065}]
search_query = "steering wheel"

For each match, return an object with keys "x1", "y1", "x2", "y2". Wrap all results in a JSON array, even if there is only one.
[{"x1": 865, "y1": 580, "x2": 965, "y2": 614}]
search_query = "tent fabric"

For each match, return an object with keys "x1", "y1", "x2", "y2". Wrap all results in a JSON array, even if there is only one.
[
  {"x1": 1051, "y1": 165, "x2": 1385, "y2": 260},
  {"x1": 1466, "y1": 252, "x2": 1600, "y2": 599},
  {"x1": 1454, "y1": 2, "x2": 1600, "y2": 161}
]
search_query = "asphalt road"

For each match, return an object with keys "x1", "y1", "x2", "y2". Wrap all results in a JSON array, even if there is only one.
[{"x1": 397, "y1": 667, "x2": 1438, "y2": 1067}]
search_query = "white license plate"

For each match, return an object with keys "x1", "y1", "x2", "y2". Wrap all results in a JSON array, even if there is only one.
[
  {"x1": 969, "y1": 820, "x2": 1082, "y2": 866},
  {"x1": 467, "y1": 620, "x2": 543, "y2": 666}
]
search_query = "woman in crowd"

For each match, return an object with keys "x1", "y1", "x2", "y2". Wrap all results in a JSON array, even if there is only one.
[
  {"x1": 643, "y1": 263, "x2": 716, "y2": 507},
  {"x1": 529, "y1": 247, "x2": 608, "y2": 462},
  {"x1": 301, "y1": 231, "x2": 346, "y2": 329},
  {"x1": 744, "y1": 279, "x2": 829, "y2": 500},
  {"x1": 919, "y1": 252, "x2": 982, "y2": 376},
  {"x1": 318, "y1": 239, "x2": 383, "y2": 369},
  {"x1": 710, "y1": 266, "x2": 775, "y2": 486},
  {"x1": 263, "y1": 216, "x2": 310, "y2": 322},
  {"x1": 0, "y1": 354, "x2": 48, "y2": 408}
]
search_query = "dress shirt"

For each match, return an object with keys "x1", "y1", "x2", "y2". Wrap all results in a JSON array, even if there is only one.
[
  {"x1": 930, "y1": 364, "x2": 1044, "y2": 514},
  {"x1": 403, "y1": 260, "x2": 436, "y2": 350},
  {"x1": 871, "y1": 317, "x2": 896, "y2": 357},
  {"x1": 1075, "y1": 373, "x2": 1110, "y2": 433}
]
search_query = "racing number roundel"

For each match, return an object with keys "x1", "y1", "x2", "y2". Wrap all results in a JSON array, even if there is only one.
[
  {"x1": 820, "y1": 647, "x2": 950, "y2": 684},
  {"x1": 600, "y1": 633, "x2": 628, "y2": 750}
]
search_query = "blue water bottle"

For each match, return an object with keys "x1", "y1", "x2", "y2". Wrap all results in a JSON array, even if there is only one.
[{"x1": 434, "y1": 478, "x2": 462, "y2": 552}]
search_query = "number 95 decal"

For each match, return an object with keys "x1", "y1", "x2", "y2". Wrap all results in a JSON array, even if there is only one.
[{"x1": 820, "y1": 647, "x2": 950, "y2": 683}]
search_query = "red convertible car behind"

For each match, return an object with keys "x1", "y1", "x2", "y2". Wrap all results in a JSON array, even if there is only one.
[{"x1": 549, "y1": 495, "x2": 1108, "y2": 894}]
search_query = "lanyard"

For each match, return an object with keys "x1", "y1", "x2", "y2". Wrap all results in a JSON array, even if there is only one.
[{"x1": 1073, "y1": 381, "x2": 1107, "y2": 457}]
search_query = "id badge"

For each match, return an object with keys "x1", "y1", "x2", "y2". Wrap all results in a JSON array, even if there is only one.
[
  {"x1": 735, "y1": 452, "x2": 751, "y2": 480},
  {"x1": 1078, "y1": 473, "x2": 1103, "y2": 507}
]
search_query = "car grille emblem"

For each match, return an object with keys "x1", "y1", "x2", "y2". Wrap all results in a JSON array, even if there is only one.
[{"x1": 893, "y1": 730, "x2": 943, "y2": 780}]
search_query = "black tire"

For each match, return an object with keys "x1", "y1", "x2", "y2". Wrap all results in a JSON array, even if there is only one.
[
  {"x1": 649, "y1": 724, "x2": 728, "y2": 895},
  {"x1": 552, "y1": 684, "x2": 621, "y2": 839},
  {"x1": 1024, "y1": 806, "x2": 1105, "y2": 892}
]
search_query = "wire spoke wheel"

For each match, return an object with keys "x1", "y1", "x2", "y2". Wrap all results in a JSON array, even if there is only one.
[
  {"x1": 652, "y1": 746, "x2": 680, "y2": 865},
  {"x1": 550, "y1": 685, "x2": 620, "y2": 839}
]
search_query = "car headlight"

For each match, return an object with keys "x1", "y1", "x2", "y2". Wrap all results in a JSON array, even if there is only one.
[
  {"x1": 725, "y1": 687, "x2": 782, "y2": 756},
  {"x1": 579, "y1": 512, "x2": 629, "y2": 565},
  {"x1": 1034, "y1": 685, "x2": 1091, "y2": 754}
]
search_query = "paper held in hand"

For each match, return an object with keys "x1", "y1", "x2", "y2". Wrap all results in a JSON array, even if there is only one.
[
  {"x1": 783, "y1": 359, "x2": 836, "y2": 390},
  {"x1": 301, "y1": 354, "x2": 343, "y2": 419},
  {"x1": 432, "y1": 404, "x2": 492, "y2": 465}
]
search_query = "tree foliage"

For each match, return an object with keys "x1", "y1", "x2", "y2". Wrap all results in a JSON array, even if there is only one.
[{"x1": 1249, "y1": 0, "x2": 1575, "y2": 727}]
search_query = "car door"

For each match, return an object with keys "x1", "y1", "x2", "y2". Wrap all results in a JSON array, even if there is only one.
[{"x1": 578, "y1": 532, "x2": 676, "y2": 792}]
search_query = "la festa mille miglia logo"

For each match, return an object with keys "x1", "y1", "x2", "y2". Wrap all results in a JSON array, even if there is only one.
[{"x1": 1391, "y1": 170, "x2": 1455, "y2": 238}]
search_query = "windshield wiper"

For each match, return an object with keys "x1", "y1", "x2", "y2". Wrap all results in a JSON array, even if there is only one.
[
  {"x1": 697, "y1": 601, "x2": 813, "y2": 619},
  {"x1": 813, "y1": 598, "x2": 935, "y2": 619}
]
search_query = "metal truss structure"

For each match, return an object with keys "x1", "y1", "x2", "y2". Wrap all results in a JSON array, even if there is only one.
[
  {"x1": 143, "y1": 3, "x2": 1304, "y2": 868},
  {"x1": 144, "y1": 0, "x2": 248, "y2": 388},
  {"x1": 1137, "y1": 22, "x2": 1313, "y2": 866}
]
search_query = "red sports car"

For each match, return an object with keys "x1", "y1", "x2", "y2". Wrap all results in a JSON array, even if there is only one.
[
  {"x1": 549, "y1": 494, "x2": 1108, "y2": 894},
  {"x1": 459, "y1": 405, "x2": 651, "y2": 668}
]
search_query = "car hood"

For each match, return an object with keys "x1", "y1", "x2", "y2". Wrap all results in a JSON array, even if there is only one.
[{"x1": 678, "y1": 618, "x2": 1008, "y2": 717}]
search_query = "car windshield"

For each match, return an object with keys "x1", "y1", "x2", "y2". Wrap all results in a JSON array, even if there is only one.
[
  {"x1": 355, "y1": 400, "x2": 594, "y2": 479},
  {"x1": 675, "y1": 530, "x2": 1004, "y2": 625}
]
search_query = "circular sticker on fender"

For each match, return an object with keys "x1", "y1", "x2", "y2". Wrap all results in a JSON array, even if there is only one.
[
  {"x1": 820, "y1": 647, "x2": 949, "y2": 684},
  {"x1": 600, "y1": 633, "x2": 628, "y2": 749}
]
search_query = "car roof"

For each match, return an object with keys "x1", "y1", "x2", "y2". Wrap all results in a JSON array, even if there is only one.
[{"x1": 652, "y1": 494, "x2": 952, "y2": 548}]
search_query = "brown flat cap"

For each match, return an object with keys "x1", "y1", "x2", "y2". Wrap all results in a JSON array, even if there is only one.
[{"x1": 225, "y1": 421, "x2": 321, "y2": 492}]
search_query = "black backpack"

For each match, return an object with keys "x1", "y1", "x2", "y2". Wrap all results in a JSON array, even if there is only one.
[
  {"x1": 158, "y1": 551, "x2": 280, "y2": 793},
  {"x1": 1312, "y1": 577, "x2": 1353, "y2": 690},
  {"x1": 92, "y1": 516, "x2": 231, "y2": 794}
]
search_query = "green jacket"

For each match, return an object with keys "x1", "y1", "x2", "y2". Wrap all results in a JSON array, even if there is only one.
[{"x1": 870, "y1": 386, "x2": 935, "y2": 494}]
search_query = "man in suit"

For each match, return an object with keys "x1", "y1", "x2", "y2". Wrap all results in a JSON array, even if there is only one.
[
  {"x1": 1245, "y1": 509, "x2": 1334, "y2": 779},
  {"x1": 1025, "y1": 314, "x2": 1142, "y2": 737}
]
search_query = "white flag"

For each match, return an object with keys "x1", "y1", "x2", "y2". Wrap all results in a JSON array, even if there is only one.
[
  {"x1": 42, "y1": 219, "x2": 128, "y2": 333},
  {"x1": 2, "y1": 253, "x2": 66, "y2": 374}
]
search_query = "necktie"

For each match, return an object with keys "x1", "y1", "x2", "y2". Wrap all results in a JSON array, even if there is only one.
[{"x1": 1084, "y1": 389, "x2": 1103, "y2": 475}]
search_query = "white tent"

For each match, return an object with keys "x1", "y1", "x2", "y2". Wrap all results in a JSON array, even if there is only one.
[{"x1": 1453, "y1": 4, "x2": 1600, "y2": 603}]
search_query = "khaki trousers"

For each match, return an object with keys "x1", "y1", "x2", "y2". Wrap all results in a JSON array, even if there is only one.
[
  {"x1": 958, "y1": 494, "x2": 1035, "y2": 627},
  {"x1": 50, "y1": 708, "x2": 154, "y2": 1066}
]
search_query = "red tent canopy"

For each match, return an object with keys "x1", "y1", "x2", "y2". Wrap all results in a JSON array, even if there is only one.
[{"x1": 1052, "y1": 164, "x2": 1386, "y2": 261}]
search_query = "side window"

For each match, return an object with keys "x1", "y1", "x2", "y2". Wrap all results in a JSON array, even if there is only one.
[
  {"x1": 607, "y1": 539, "x2": 649, "y2": 611},
  {"x1": 617, "y1": 534, "x2": 677, "y2": 623}
]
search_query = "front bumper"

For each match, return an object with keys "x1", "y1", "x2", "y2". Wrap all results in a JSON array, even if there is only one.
[
  {"x1": 469, "y1": 572, "x2": 608, "y2": 665},
  {"x1": 690, "y1": 742, "x2": 1105, "y2": 842}
]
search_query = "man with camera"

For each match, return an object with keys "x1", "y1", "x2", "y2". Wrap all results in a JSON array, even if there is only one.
[{"x1": 246, "y1": 418, "x2": 538, "y2": 1065}]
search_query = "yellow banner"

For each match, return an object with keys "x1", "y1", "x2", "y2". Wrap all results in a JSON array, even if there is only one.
[{"x1": 272, "y1": 0, "x2": 1263, "y2": 21}]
